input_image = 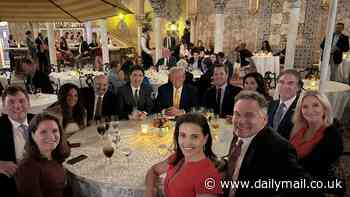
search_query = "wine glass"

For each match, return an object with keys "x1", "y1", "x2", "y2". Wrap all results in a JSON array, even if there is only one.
[
  {"x1": 207, "y1": 108, "x2": 214, "y2": 122},
  {"x1": 111, "y1": 131, "x2": 121, "y2": 149},
  {"x1": 120, "y1": 147, "x2": 132, "y2": 168},
  {"x1": 96, "y1": 123, "x2": 107, "y2": 141},
  {"x1": 102, "y1": 145, "x2": 114, "y2": 164}
]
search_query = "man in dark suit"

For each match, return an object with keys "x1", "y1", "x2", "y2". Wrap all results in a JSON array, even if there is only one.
[
  {"x1": 217, "y1": 52, "x2": 234, "y2": 80},
  {"x1": 156, "y1": 66, "x2": 198, "y2": 116},
  {"x1": 267, "y1": 69, "x2": 301, "y2": 139},
  {"x1": 83, "y1": 74, "x2": 118, "y2": 122},
  {"x1": 0, "y1": 86, "x2": 34, "y2": 196},
  {"x1": 155, "y1": 50, "x2": 177, "y2": 70},
  {"x1": 163, "y1": 30, "x2": 177, "y2": 52},
  {"x1": 188, "y1": 49, "x2": 203, "y2": 72},
  {"x1": 22, "y1": 58, "x2": 54, "y2": 94},
  {"x1": 321, "y1": 22, "x2": 349, "y2": 81},
  {"x1": 223, "y1": 90, "x2": 310, "y2": 197},
  {"x1": 117, "y1": 65, "x2": 153, "y2": 120},
  {"x1": 203, "y1": 64, "x2": 241, "y2": 118}
]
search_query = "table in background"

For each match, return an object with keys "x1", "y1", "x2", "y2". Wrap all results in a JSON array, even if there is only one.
[
  {"x1": 339, "y1": 58, "x2": 350, "y2": 84},
  {"x1": 65, "y1": 119, "x2": 233, "y2": 197},
  {"x1": 252, "y1": 56, "x2": 280, "y2": 76},
  {"x1": 49, "y1": 69, "x2": 104, "y2": 88},
  {"x1": 0, "y1": 93, "x2": 57, "y2": 114}
]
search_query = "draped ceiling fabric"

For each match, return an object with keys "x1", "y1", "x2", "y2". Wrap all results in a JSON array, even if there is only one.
[{"x1": 0, "y1": 0, "x2": 133, "y2": 22}]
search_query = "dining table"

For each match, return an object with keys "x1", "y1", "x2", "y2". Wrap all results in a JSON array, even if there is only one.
[
  {"x1": 64, "y1": 118, "x2": 233, "y2": 197},
  {"x1": 49, "y1": 69, "x2": 104, "y2": 88},
  {"x1": 252, "y1": 55, "x2": 280, "y2": 76}
]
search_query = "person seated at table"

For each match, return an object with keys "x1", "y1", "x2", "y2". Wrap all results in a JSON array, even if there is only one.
[
  {"x1": 75, "y1": 36, "x2": 89, "y2": 60},
  {"x1": 243, "y1": 72, "x2": 272, "y2": 102},
  {"x1": 82, "y1": 74, "x2": 118, "y2": 122},
  {"x1": 235, "y1": 42, "x2": 256, "y2": 74},
  {"x1": 46, "y1": 83, "x2": 87, "y2": 133},
  {"x1": 117, "y1": 65, "x2": 153, "y2": 120},
  {"x1": 57, "y1": 36, "x2": 74, "y2": 65},
  {"x1": 156, "y1": 66, "x2": 198, "y2": 116},
  {"x1": 21, "y1": 57, "x2": 54, "y2": 94},
  {"x1": 188, "y1": 49, "x2": 203, "y2": 72},
  {"x1": 145, "y1": 113, "x2": 222, "y2": 197},
  {"x1": 261, "y1": 40, "x2": 272, "y2": 54},
  {"x1": 0, "y1": 86, "x2": 34, "y2": 196},
  {"x1": 267, "y1": 69, "x2": 301, "y2": 139},
  {"x1": 203, "y1": 64, "x2": 242, "y2": 118},
  {"x1": 155, "y1": 49, "x2": 177, "y2": 71},
  {"x1": 289, "y1": 90, "x2": 344, "y2": 196},
  {"x1": 15, "y1": 113, "x2": 71, "y2": 197},
  {"x1": 217, "y1": 52, "x2": 234, "y2": 80},
  {"x1": 108, "y1": 60, "x2": 126, "y2": 96}
]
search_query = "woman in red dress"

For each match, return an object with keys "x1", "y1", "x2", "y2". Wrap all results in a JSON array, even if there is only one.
[{"x1": 145, "y1": 113, "x2": 222, "y2": 197}]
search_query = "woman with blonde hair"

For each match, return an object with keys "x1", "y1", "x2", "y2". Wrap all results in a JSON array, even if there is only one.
[{"x1": 289, "y1": 90, "x2": 343, "y2": 196}]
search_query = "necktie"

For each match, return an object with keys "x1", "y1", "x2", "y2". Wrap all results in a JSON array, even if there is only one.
[
  {"x1": 174, "y1": 88, "x2": 180, "y2": 108},
  {"x1": 228, "y1": 139, "x2": 243, "y2": 197},
  {"x1": 216, "y1": 88, "x2": 222, "y2": 115},
  {"x1": 95, "y1": 96, "x2": 103, "y2": 120},
  {"x1": 273, "y1": 102, "x2": 286, "y2": 131},
  {"x1": 19, "y1": 124, "x2": 28, "y2": 140},
  {"x1": 134, "y1": 89, "x2": 139, "y2": 105}
]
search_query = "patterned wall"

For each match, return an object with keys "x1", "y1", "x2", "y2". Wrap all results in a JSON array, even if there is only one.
[{"x1": 195, "y1": 0, "x2": 350, "y2": 68}]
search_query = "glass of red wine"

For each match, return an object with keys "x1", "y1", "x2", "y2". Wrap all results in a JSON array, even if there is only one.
[{"x1": 102, "y1": 145, "x2": 114, "y2": 164}]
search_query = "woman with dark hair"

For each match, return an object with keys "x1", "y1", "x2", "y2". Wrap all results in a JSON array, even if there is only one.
[
  {"x1": 261, "y1": 40, "x2": 272, "y2": 54},
  {"x1": 46, "y1": 83, "x2": 86, "y2": 133},
  {"x1": 145, "y1": 113, "x2": 222, "y2": 197},
  {"x1": 15, "y1": 113, "x2": 71, "y2": 197},
  {"x1": 243, "y1": 72, "x2": 273, "y2": 102}
]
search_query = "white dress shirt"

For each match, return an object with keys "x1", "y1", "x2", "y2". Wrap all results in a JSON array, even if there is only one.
[
  {"x1": 279, "y1": 95, "x2": 297, "y2": 119},
  {"x1": 141, "y1": 34, "x2": 151, "y2": 54},
  {"x1": 9, "y1": 117, "x2": 28, "y2": 163}
]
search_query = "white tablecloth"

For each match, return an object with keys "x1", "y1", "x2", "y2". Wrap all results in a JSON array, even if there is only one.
[
  {"x1": 339, "y1": 58, "x2": 350, "y2": 84},
  {"x1": 252, "y1": 56, "x2": 280, "y2": 76},
  {"x1": 274, "y1": 80, "x2": 350, "y2": 120},
  {"x1": 49, "y1": 70, "x2": 104, "y2": 88},
  {"x1": 0, "y1": 93, "x2": 57, "y2": 114},
  {"x1": 65, "y1": 119, "x2": 233, "y2": 197}
]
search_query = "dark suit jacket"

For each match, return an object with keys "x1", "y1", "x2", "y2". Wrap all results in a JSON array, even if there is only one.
[
  {"x1": 27, "y1": 70, "x2": 54, "y2": 94},
  {"x1": 156, "y1": 82, "x2": 198, "y2": 113},
  {"x1": 267, "y1": 97, "x2": 298, "y2": 139},
  {"x1": 223, "y1": 127, "x2": 310, "y2": 197},
  {"x1": 163, "y1": 36, "x2": 177, "y2": 51},
  {"x1": 321, "y1": 33, "x2": 350, "y2": 64},
  {"x1": 202, "y1": 84, "x2": 242, "y2": 118},
  {"x1": 116, "y1": 83, "x2": 153, "y2": 120},
  {"x1": 155, "y1": 56, "x2": 177, "y2": 70},
  {"x1": 188, "y1": 57, "x2": 203, "y2": 72},
  {"x1": 0, "y1": 114, "x2": 34, "y2": 196},
  {"x1": 81, "y1": 88, "x2": 118, "y2": 121},
  {"x1": 79, "y1": 41, "x2": 90, "y2": 56}
]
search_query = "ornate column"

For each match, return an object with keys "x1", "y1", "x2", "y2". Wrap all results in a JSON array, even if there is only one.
[
  {"x1": 136, "y1": 0, "x2": 145, "y2": 57},
  {"x1": 213, "y1": 0, "x2": 226, "y2": 53},
  {"x1": 285, "y1": 0, "x2": 301, "y2": 69},
  {"x1": 84, "y1": 21, "x2": 92, "y2": 44},
  {"x1": 99, "y1": 19, "x2": 109, "y2": 64},
  {"x1": 320, "y1": 0, "x2": 338, "y2": 92},
  {"x1": 149, "y1": 0, "x2": 164, "y2": 62},
  {"x1": 47, "y1": 23, "x2": 57, "y2": 65}
]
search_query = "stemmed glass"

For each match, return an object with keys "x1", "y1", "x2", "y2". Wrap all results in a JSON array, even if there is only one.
[{"x1": 120, "y1": 147, "x2": 132, "y2": 168}]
